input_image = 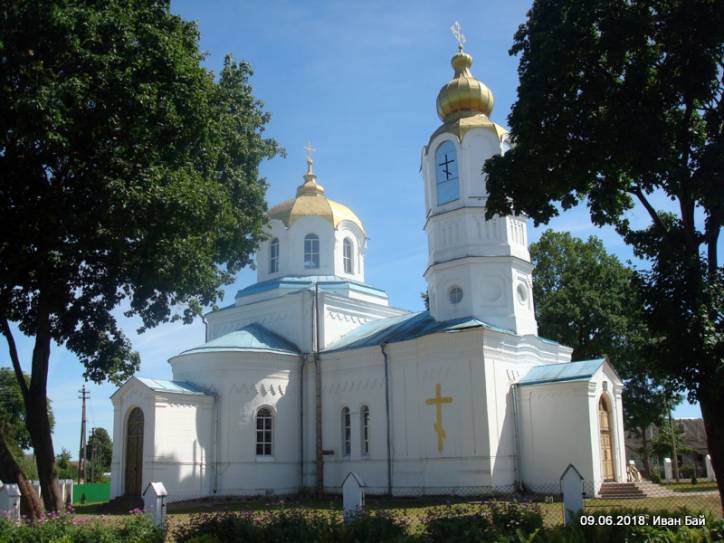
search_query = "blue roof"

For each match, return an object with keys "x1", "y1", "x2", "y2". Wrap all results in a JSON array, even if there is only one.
[
  {"x1": 324, "y1": 310, "x2": 514, "y2": 352},
  {"x1": 517, "y1": 359, "x2": 606, "y2": 386},
  {"x1": 180, "y1": 323, "x2": 300, "y2": 355},
  {"x1": 234, "y1": 275, "x2": 389, "y2": 301},
  {"x1": 136, "y1": 378, "x2": 209, "y2": 395}
]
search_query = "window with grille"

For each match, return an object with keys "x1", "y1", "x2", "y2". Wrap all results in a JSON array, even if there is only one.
[
  {"x1": 343, "y1": 238, "x2": 354, "y2": 274},
  {"x1": 304, "y1": 234, "x2": 320, "y2": 269},
  {"x1": 435, "y1": 140, "x2": 460, "y2": 205},
  {"x1": 270, "y1": 238, "x2": 279, "y2": 273},
  {"x1": 360, "y1": 405, "x2": 369, "y2": 456},
  {"x1": 256, "y1": 407, "x2": 273, "y2": 456},
  {"x1": 342, "y1": 407, "x2": 351, "y2": 457}
]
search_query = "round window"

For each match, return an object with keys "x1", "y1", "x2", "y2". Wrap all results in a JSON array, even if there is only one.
[
  {"x1": 516, "y1": 283, "x2": 528, "y2": 304},
  {"x1": 449, "y1": 286, "x2": 463, "y2": 304}
]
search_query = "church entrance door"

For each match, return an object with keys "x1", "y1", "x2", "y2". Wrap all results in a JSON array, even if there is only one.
[
  {"x1": 124, "y1": 407, "x2": 144, "y2": 496},
  {"x1": 598, "y1": 397, "x2": 615, "y2": 481}
]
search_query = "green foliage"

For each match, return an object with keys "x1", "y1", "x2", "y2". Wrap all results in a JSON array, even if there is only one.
[
  {"x1": 172, "y1": 509, "x2": 407, "y2": 543},
  {"x1": 484, "y1": 0, "x2": 723, "y2": 496},
  {"x1": 0, "y1": 368, "x2": 54, "y2": 452},
  {"x1": 0, "y1": 512, "x2": 163, "y2": 543},
  {"x1": 423, "y1": 501, "x2": 543, "y2": 543},
  {"x1": 0, "y1": 0, "x2": 280, "y2": 507},
  {"x1": 85, "y1": 427, "x2": 112, "y2": 481},
  {"x1": 170, "y1": 504, "x2": 723, "y2": 542},
  {"x1": 0, "y1": 0, "x2": 281, "y2": 384},
  {"x1": 529, "y1": 230, "x2": 679, "y2": 461},
  {"x1": 55, "y1": 448, "x2": 78, "y2": 480},
  {"x1": 651, "y1": 419, "x2": 692, "y2": 460},
  {"x1": 530, "y1": 230, "x2": 642, "y2": 364}
]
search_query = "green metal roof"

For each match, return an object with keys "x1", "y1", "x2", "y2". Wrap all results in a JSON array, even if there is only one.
[
  {"x1": 180, "y1": 323, "x2": 301, "y2": 356},
  {"x1": 517, "y1": 359, "x2": 605, "y2": 386},
  {"x1": 234, "y1": 275, "x2": 389, "y2": 301},
  {"x1": 324, "y1": 310, "x2": 515, "y2": 353},
  {"x1": 136, "y1": 378, "x2": 209, "y2": 395}
]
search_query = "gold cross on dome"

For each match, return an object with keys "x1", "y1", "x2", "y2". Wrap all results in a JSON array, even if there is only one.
[
  {"x1": 425, "y1": 383, "x2": 453, "y2": 452},
  {"x1": 304, "y1": 142, "x2": 316, "y2": 162},
  {"x1": 451, "y1": 21, "x2": 466, "y2": 51}
]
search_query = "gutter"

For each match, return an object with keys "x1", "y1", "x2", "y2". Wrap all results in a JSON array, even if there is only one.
[
  {"x1": 381, "y1": 343, "x2": 392, "y2": 495},
  {"x1": 511, "y1": 382, "x2": 523, "y2": 492}
]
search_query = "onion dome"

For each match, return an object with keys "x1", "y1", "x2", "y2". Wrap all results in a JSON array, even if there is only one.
[
  {"x1": 436, "y1": 50, "x2": 494, "y2": 122},
  {"x1": 268, "y1": 158, "x2": 365, "y2": 233}
]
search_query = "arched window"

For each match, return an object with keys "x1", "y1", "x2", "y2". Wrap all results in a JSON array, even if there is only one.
[
  {"x1": 256, "y1": 407, "x2": 273, "y2": 456},
  {"x1": 360, "y1": 405, "x2": 370, "y2": 456},
  {"x1": 435, "y1": 140, "x2": 460, "y2": 205},
  {"x1": 304, "y1": 234, "x2": 320, "y2": 269},
  {"x1": 341, "y1": 407, "x2": 351, "y2": 457},
  {"x1": 343, "y1": 238, "x2": 354, "y2": 274},
  {"x1": 269, "y1": 238, "x2": 279, "y2": 274}
]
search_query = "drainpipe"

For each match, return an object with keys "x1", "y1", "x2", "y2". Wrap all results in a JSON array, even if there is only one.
[
  {"x1": 212, "y1": 391, "x2": 219, "y2": 494},
  {"x1": 511, "y1": 382, "x2": 523, "y2": 492},
  {"x1": 299, "y1": 353, "x2": 304, "y2": 492},
  {"x1": 381, "y1": 343, "x2": 392, "y2": 496},
  {"x1": 314, "y1": 283, "x2": 324, "y2": 494}
]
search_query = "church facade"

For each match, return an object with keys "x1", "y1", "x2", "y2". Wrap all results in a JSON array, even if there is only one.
[{"x1": 110, "y1": 44, "x2": 627, "y2": 502}]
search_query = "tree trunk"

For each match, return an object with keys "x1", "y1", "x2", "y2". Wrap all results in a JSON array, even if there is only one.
[
  {"x1": 699, "y1": 385, "x2": 724, "y2": 513},
  {"x1": 0, "y1": 426, "x2": 43, "y2": 520},
  {"x1": 25, "y1": 307, "x2": 64, "y2": 513}
]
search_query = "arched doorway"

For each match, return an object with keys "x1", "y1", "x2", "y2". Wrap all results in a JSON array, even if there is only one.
[
  {"x1": 124, "y1": 407, "x2": 144, "y2": 496},
  {"x1": 598, "y1": 397, "x2": 615, "y2": 481}
]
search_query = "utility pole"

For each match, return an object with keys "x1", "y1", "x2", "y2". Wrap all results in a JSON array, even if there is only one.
[
  {"x1": 89, "y1": 427, "x2": 97, "y2": 483},
  {"x1": 668, "y1": 402, "x2": 680, "y2": 482},
  {"x1": 78, "y1": 385, "x2": 90, "y2": 483}
]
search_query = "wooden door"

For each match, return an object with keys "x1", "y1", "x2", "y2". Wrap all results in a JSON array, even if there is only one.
[
  {"x1": 124, "y1": 407, "x2": 144, "y2": 496},
  {"x1": 598, "y1": 398, "x2": 615, "y2": 481}
]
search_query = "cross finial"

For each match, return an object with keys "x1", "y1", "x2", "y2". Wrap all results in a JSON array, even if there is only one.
[
  {"x1": 304, "y1": 141, "x2": 316, "y2": 178},
  {"x1": 451, "y1": 21, "x2": 466, "y2": 51},
  {"x1": 304, "y1": 142, "x2": 316, "y2": 162}
]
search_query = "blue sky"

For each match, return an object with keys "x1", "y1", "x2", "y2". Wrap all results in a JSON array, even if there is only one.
[{"x1": 4, "y1": 0, "x2": 708, "y2": 459}]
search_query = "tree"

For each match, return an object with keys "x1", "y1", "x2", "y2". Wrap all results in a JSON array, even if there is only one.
[
  {"x1": 530, "y1": 230, "x2": 677, "y2": 476},
  {"x1": 0, "y1": 367, "x2": 52, "y2": 518},
  {"x1": 55, "y1": 448, "x2": 77, "y2": 481},
  {"x1": 484, "y1": 0, "x2": 724, "y2": 505},
  {"x1": 0, "y1": 1, "x2": 280, "y2": 511},
  {"x1": 85, "y1": 427, "x2": 112, "y2": 481}
]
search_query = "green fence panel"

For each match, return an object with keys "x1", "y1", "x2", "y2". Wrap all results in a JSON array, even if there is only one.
[{"x1": 72, "y1": 482, "x2": 110, "y2": 504}]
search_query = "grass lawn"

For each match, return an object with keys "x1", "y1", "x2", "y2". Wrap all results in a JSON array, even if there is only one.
[
  {"x1": 74, "y1": 492, "x2": 722, "y2": 539},
  {"x1": 660, "y1": 481, "x2": 719, "y2": 492}
]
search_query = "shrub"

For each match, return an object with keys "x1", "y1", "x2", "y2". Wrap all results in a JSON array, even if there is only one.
[
  {"x1": 174, "y1": 509, "x2": 409, "y2": 543},
  {"x1": 0, "y1": 512, "x2": 163, "y2": 543},
  {"x1": 423, "y1": 501, "x2": 544, "y2": 543}
]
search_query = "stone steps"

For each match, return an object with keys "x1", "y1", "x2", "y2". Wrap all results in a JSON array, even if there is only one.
[{"x1": 598, "y1": 482, "x2": 647, "y2": 499}]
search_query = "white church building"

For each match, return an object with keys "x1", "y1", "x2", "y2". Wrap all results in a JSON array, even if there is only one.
[{"x1": 110, "y1": 43, "x2": 627, "y2": 502}]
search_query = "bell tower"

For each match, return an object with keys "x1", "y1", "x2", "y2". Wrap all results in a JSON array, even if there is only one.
[{"x1": 422, "y1": 27, "x2": 537, "y2": 336}]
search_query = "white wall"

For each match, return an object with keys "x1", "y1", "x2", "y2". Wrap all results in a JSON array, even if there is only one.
[
  {"x1": 110, "y1": 379, "x2": 213, "y2": 502},
  {"x1": 517, "y1": 362, "x2": 627, "y2": 496},
  {"x1": 256, "y1": 216, "x2": 367, "y2": 284},
  {"x1": 171, "y1": 350, "x2": 304, "y2": 497}
]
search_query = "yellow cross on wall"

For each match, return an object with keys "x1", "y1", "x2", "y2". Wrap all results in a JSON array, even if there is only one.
[{"x1": 425, "y1": 383, "x2": 453, "y2": 452}]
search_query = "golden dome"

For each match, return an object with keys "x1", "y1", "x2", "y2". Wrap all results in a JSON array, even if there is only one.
[
  {"x1": 436, "y1": 50, "x2": 494, "y2": 122},
  {"x1": 268, "y1": 159, "x2": 365, "y2": 233}
]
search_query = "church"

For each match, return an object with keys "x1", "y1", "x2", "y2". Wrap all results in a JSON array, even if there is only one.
[{"x1": 109, "y1": 40, "x2": 627, "y2": 502}]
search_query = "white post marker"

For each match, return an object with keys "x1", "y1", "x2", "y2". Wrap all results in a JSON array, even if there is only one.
[
  {"x1": 0, "y1": 484, "x2": 22, "y2": 523},
  {"x1": 705, "y1": 455, "x2": 715, "y2": 482},
  {"x1": 341, "y1": 472, "x2": 365, "y2": 522},
  {"x1": 143, "y1": 482, "x2": 168, "y2": 529},
  {"x1": 663, "y1": 458, "x2": 673, "y2": 481},
  {"x1": 560, "y1": 464, "x2": 584, "y2": 526}
]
